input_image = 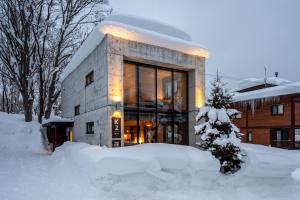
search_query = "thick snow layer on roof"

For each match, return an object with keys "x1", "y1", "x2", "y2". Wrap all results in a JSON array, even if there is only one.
[
  {"x1": 42, "y1": 116, "x2": 73, "y2": 125},
  {"x1": 60, "y1": 14, "x2": 209, "y2": 82},
  {"x1": 236, "y1": 77, "x2": 292, "y2": 91},
  {"x1": 233, "y1": 82, "x2": 300, "y2": 102}
]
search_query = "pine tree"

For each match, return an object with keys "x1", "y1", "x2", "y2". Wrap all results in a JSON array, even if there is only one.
[{"x1": 195, "y1": 76, "x2": 243, "y2": 174}]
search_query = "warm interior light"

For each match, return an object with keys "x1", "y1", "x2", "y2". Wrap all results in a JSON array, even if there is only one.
[
  {"x1": 112, "y1": 110, "x2": 121, "y2": 118},
  {"x1": 111, "y1": 95, "x2": 121, "y2": 102}
]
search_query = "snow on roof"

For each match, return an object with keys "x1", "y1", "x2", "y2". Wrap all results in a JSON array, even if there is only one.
[
  {"x1": 233, "y1": 82, "x2": 300, "y2": 102},
  {"x1": 60, "y1": 14, "x2": 209, "y2": 82},
  {"x1": 42, "y1": 116, "x2": 73, "y2": 125},
  {"x1": 236, "y1": 77, "x2": 292, "y2": 91}
]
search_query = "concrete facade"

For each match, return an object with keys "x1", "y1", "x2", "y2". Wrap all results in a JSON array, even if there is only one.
[{"x1": 61, "y1": 34, "x2": 206, "y2": 147}]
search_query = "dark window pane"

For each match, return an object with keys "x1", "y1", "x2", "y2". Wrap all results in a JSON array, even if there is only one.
[
  {"x1": 157, "y1": 113, "x2": 173, "y2": 143},
  {"x1": 174, "y1": 72, "x2": 187, "y2": 112},
  {"x1": 139, "y1": 112, "x2": 156, "y2": 144},
  {"x1": 86, "y1": 122, "x2": 94, "y2": 134},
  {"x1": 157, "y1": 69, "x2": 172, "y2": 112},
  {"x1": 124, "y1": 63, "x2": 137, "y2": 109},
  {"x1": 174, "y1": 114, "x2": 187, "y2": 144},
  {"x1": 139, "y1": 67, "x2": 156, "y2": 111},
  {"x1": 124, "y1": 112, "x2": 138, "y2": 146}
]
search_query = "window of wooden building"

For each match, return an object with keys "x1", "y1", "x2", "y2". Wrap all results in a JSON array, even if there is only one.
[
  {"x1": 74, "y1": 105, "x2": 80, "y2": 116},
  {"x1": 271, "y1": 104, "x2": 284, "y2": 115},
  {"x1": 86, "y1": 122, "x2": 94, "y2": 134},
  {"x1": 85, "y1": 71, "x2": 94, "y2": 86},
  {"x1": 248, "y1": 131, "x2": 253, "y2": 142}
]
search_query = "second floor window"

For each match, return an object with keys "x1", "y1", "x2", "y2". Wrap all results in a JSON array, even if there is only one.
[
  {"x1": 74, "y1": 105, "x2": 80, "y2": 116},
  {"x1": 85, "y1": 71, "x2": 94, "y2": 86},
  {"x1": 86, "y1": 122, "x2": 94, "y2": 134},
  {"x1": 271, "y1": 104, "x2": 284, "y2": 115}
]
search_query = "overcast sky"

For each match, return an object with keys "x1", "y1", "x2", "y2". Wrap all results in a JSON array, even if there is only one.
[{"x1": 110, "y1": 0, "x2": 300, "y2": 89}]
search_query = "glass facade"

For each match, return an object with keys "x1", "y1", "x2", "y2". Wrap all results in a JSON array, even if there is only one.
[{"x1": 123, "y1": 62, "x2": 188, "y2": 146}]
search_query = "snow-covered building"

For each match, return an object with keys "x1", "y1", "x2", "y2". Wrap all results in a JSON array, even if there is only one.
[
  {"x1": 60, "y1": 14, "x2": 209, "y2": 147},
  {"x1": 232, "y1": 75, "x2": 300, "y2": 149}
]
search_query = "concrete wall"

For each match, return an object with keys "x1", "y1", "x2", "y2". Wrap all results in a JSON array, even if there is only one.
[
  {"x1": 61, "y1": 38, "x2": 108, "y2": 145},
  {"x1": 61, "y1": 34, "x2": 206, "y2": 147}
]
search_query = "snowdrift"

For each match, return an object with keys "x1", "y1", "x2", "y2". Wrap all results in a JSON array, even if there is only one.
[
  {"x1": 0, "y1": 112, "x2": 42, "y2": 153},
  {"x1": 52, "y1": 142, "x2": 219, "y2": 179}
]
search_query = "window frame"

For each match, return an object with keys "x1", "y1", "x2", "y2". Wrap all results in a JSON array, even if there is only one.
[
  {"x1": 123, "y1": 61, "x2": 189, "y2": 145},
  {"x1": 85, "y1": 71, "x2": 94, "y2": 86},
  {"x1": 86, "y1": 122, "x2": 94, "y2": 134},
  {"x1": 74, "y1": 105, "x2": 80, "y2": 116},
  {"x1": 271, "y1": 104, "x2": 284, "y2": 116}
]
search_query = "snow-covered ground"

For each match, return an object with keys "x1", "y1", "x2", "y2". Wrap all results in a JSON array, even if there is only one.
[{"x1": 0, "y1": 112, "x2": 300, "y2": 200}]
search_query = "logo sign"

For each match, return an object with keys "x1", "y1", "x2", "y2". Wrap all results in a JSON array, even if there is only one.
[
  {"x1": 112, "y1": 140, "x2": 121, "y2": 148},
  {"x1": 112, "y1": 117, "x2": 121, "y2": 138}
]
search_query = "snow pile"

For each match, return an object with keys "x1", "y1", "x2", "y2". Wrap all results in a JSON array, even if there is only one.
[
  {"x1": 60, "y1": 13, "x2": 209, "y2": 82},
  {"x1": 1, "y1": 112, "x2": 300, "y2": 200},
  {"x1": 0, "y1": 112, "x2": 42, "y2": 153},
  {"x1": 292, "y1": 168, "x2": 300, "y2": 182},
  {"x1": 52, "y1": 142, "x2": 218, "y2": 179},
  {"x1": 234, "y1": 82, "x2": 300, "y2": 102},
  {"x1": 236, "y1": 77, "x2": 292, "y2": 91}
]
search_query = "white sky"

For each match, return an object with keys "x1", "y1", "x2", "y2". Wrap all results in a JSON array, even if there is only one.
[{"x1": 110, "y1": 0, "x2": 300, "y2": 89}]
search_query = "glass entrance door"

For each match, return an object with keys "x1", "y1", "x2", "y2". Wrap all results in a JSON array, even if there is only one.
[{"x1": 123, "y1": 61, "x2": 188, "y2": 146}]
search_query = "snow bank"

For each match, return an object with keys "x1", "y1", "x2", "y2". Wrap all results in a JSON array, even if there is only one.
[
  {"x1": 0, "y1": 112, "x2": 42, "y2": 153},
  {"x1": 292, "y1": 168, "x2": 300, "y2": 182},
  {"x1": 52, "y1": 142, "x2": 218, "y2": 179},
  {"x1": 60, "y1": 13, "x2": 209, "y2": 82}
]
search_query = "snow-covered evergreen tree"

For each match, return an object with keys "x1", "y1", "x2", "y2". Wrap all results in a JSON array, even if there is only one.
[{"x1": 195, "y1": 77, "x2": 243, "y2": 174}]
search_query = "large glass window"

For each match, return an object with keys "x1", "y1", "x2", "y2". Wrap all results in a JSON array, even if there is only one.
[
  {"x1": 123, "y1": 62, "x2": 188, "y2": 146},
  {"x1": 174, "y1": 72, "x2": 187, "y2": 113},
  {"x1": 124, "y1": 63, "x2": 137, "y2": 109},
  {"x1": 139, "y1": 67, "x2": 156, "y2": 111},
  {"x1": 124, "y1": 112, "x2": 138, "y2": 145},
  {"x1": 157, "y1": 113, "x2": 173, "y2": 143},
  {"x1": 157, "y1": 70, "x2": 172, "y2": 112}
]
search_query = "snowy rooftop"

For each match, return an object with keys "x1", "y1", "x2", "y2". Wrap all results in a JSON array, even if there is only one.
[
  {"x1": 233, "y1": 82, "x2": 300, "y2": 102},
  {"x1": 60, "y1": 14, "x2": 210, "y2": 82},
  {"x1": 42, "y1": 116, "x2": 74, "y2": 126},
  {"x1": 236, "y1": 77, "x2": 292, "y2": 91}
]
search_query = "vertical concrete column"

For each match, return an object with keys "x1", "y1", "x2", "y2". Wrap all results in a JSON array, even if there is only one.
[
  {"x1": 188, "y1": 58, "x2": 205, "y2": 146},
  {"x1": 107, "y1": 51, "x2": 124, "y2": 147}
]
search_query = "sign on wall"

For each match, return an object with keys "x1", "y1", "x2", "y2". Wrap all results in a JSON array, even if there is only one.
[
  {"x1": 112, "y1": 117, "x2": 121, "y2": 139},
  {"x1": 112, "y1": 140, "x2": 121, "y2": 148}
]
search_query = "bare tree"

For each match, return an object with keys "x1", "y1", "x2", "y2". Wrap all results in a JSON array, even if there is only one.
[
  {"x1": 0, "y1": 0, "x2": 39, "y2": 121},
  {"x1": 29, "y1": 0, "x2": 111, "y2": 122},
  {"x1": 0, "y1": 0, "x2": 111, "y2": 122}
]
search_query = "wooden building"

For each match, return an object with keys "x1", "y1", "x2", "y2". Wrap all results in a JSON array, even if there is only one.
[{"x1": 231, "y1": 77, "x2": 300, "y2": 149}]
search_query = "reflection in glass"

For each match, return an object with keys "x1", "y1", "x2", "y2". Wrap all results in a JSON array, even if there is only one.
[
  {"x1": 139, "y1": 67, "x2": 156, "y2": 111},
  {"x1": 174, "y1": 114, "x2": 187, "y2": 144},
  {"x1": 123, "y1": 63, "x2": 137, "y2": 109},
  {"x1": 174, "y1": 72, "x2": 187, "y2": 112},
  {"x1": 139, "y1": 113, "x2": 156, "y2": 144},
  {"x1": 157, "y1": 70, "x2": 172, "y2": 112},
  {"x1": 157, "y1": 114, "x2": 173, "y2": 143},
  {"x1": 124, "y1": 112, "x2": 138, "y2": 146}
]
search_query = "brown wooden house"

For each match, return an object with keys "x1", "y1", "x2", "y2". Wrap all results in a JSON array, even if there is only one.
[{"x1": 231, "y1": 77, "x2": 300, "y2": 149}]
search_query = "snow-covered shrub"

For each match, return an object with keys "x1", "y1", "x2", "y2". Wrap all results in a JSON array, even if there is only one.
[{"x1": 195, "y1": 77, "x2": 243, "y2": 174}]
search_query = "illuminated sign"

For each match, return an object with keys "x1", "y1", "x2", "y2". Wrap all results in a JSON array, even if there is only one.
[{"x1": 112, "y1": 117, "x2": 121, "y2": 138}]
